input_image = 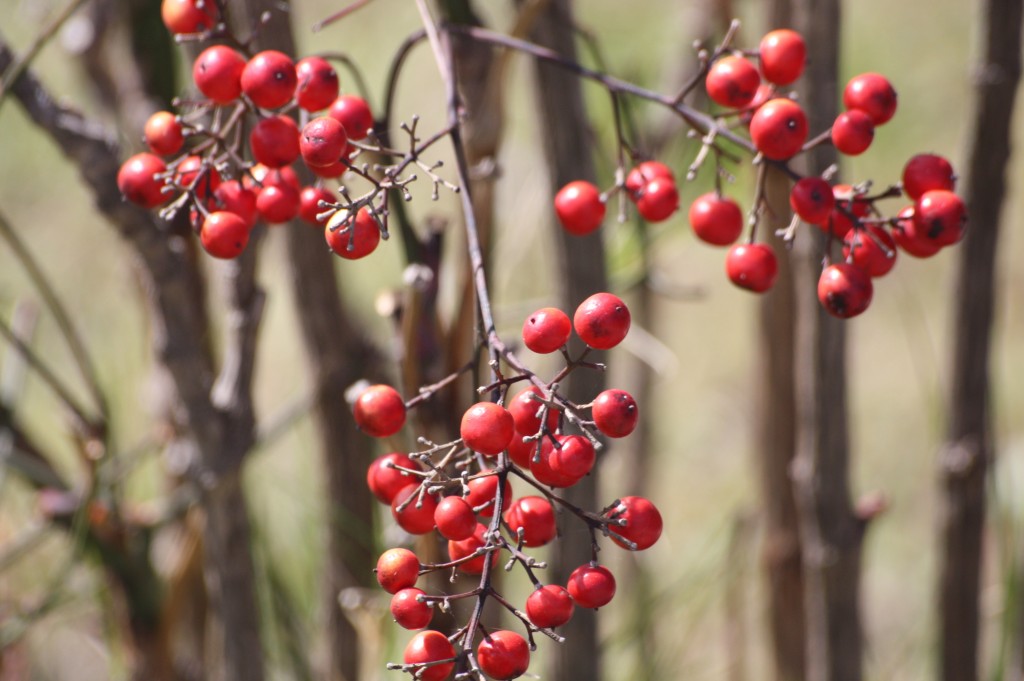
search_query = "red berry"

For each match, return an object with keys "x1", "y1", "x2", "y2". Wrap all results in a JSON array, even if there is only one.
[
  {"x1": 367, "y1": 453, "x2": 422, "y2": 505},
  {"x1": 256, "y1": 183, "x2": 300, "y2": 224},
  {"x1": 117, "y1": 153, "x2": 168, "y2": 208},
  {"x1": 508, "y1": 386, "x2": 559, "y2": 436},
  {"x1": 310, "y1": 157, "x2": 349, "y2": 179},
  {"x1": 567, "y1": 564, "x2": 616, "y2": 609},
  {"x1": 902, "y1": 153, "x2": 956, "y2": 200},
  {"x1": 548, "y1": 434, "x2": 596, "y2": 480},
  {"x1": 624, "y1": 161, "x2": 674, "y2": 199},
  {"x1": 376, "y1": 547, "x2": 419, "y2": 594},
  {"x1": 705, "y1": 55, "x2": 761, "y2": 108},
  {"x1": 298, "y1": 186, "x2": 337, "y2": 226},
  {"x1": 522, "y1": 307, "x2": 571, "y2": 354},
  {"x1": 212, "y1": 181, "x2": 258, "y2": 228},
  {"x1": 530, "y1": 445, "x2": 580, "y2": 488},
  {"x1": 554, "y1": 180, "x2": 605, "y2": 235},
  {"x1": 843, "y1": 73, "x2": 898, "y2": 125},
  {"x1": 325, "y1": 207, "x2": 381, "y2": 259},
  {"x1": 689, "y1": 193, "x2": 744, "y2": 246},
  {"x1": 504, "y1": 495, "x2": 557, "y2": 547},
  {"x1": 353, "y1": 384, "x2": 406, "y2": 438},
  {"x1": 817, "y1": 263, "x2": 874, "y2": 319},
  {"x1": 843, "y1": 226, "x2": 897, "y2": 278},
  {"x1": 295, "y1": 56, "x2": 340, "y2": 112},
  {"x1": 193, "y1": 45, "x2": 245, "y2": 104},
  {"x1": 526, "y1": 584, "x2": 575, "y2": 629},
  {"x1": 143, "y1": 111, "x2": 184, "y2": 156},
  {"x1": 749, "y1": 98, "x2": 808, "y2": 160},
  {"x1": 892, "y1": 206, "x2": 941, "y2": 258},
  {"x1": 328, "y1": 94, "x2": 375, "y2": 141},
  {"x1": 200, "y1": 211, "x2": 250, "y2": 259},
  {"x1": 573, "y1": 292, "x2": 630, "y2": 350},
  {"x1": 789, "y1": 177, "x2": 834, "y2": 225},
  {"x1": 241, "y1": 51, "x2": 297, "y2": 110},
  {"x1": 460, "y1": 402, "x2": 515, "y2": 456},
  {"x1": 390, "y1": 588, "x2": 432, "y2": 630},
  {"x1": 247, "y1": 164, "x2": 300, "y2": 193},
  {"x1": 508, "y1": 434, "x2": 550, "y2": 470},
  {"x1": 606, "y1": 496, "x2": 663, "y2": 551},
  {"x1": 739, "y1": 84, "x2": 774, "y2": 126},
  {"x1": 914, "y1": 190, "x2": 966, "y2": 247},
  {"x1": 591, "y1": 389, "x2": 639, "y2": 438},
  {"x1": 831, "y1": 110, "x2": 874, "y2": 156},
  {"x1": 465, "y1": 475, "x2": 512, "y2": 518},
  {"x1": 726, "y1": 242, "x2": 778, "y2": 293},
  {"x1": 434, "y1": 496, "x2": 477, "y2": 541},
  {"x1": 175, "y1": 155, "x2": 221, "y2": 201},
  {"x1": 161, "y1": 0, "x2": 216, "y2": 34},
  {"x1": 403, "y1": 631, "x2": 455, "y2": 681},
  {"x1": 477, "y1": 630, "x2": 531, "y2": 680},
  {"x1": 249, "y1": 115, "x2": 300, "y2": 168},
  {"x1": 635, "y1": 177, "x2": 679, "y2": 222},
  {"x1": 391, "y1": 483, "x2": 438, "y2": 535},
  {"x1": 759, "y1": 29, "x2": 806, "y2": 85},
  {"x1": 300, "y1": 117, "x2": 348, "y2": 168},
  {"x1": 447, "y1": 523, "x2": 487, "y2": 574}
]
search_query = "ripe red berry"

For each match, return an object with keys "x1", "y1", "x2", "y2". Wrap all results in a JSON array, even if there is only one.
[
  {"x1": 817, "y1": 263, "x2": 874, "y2": 319},
  {"x1": 504, "y1": 495, "x2": 557, "y2": 547},
  {"x1": 325, "y1": 207, "x2": 381, "y2": 259},
  {"x1": 241, "y1": 50, "x2": 297, "y2": 110},
  {"x1": 530, "y1": 444, "x2": 580, "y2": 488},
  {"x1": 573, "y1": 292, "x2": 630, "y2": 350},
  {"x1": 789, "y1": 177, "x2": 834, "y2": 225},
  {"x1": 831, "y1": 109, "x2": 875, "y2": 156},
  {"x1": 591, "y1": 389, "x2": 639, "y2": 438},
  {"x1": 843, "y1": 72, "x2": 898, "y2": 125},
  {"x1": 143, "y1": 111, "x2": 184, "y2": 156},
  {"x1": 914, "y1": 189, "x2": 966, "y2": 247},
  {"x1": 175, "y1": 155, "x2": 221, "y2": 201},
  {"x1": 200, "y1": 211, "x2": 250, "y2": 259},
  {"x1": 508, "y1": 386, "x2": 559, "y2": 436},
  {"x1": 390, "y1": 588, "x2": 432, "y2": 630},
  {"x1": 759, "y1": 29, "x2": 806, "y2": 85},
  {"x1": 328, "y1": 94, "x2": 375, "y2": 140},
  {"x1": 247, "y1": 164, "x2": 301, "y2": 193},
  {"x1": 298, "y1": 186, "x2": 337, "y2": 226},
  {"x1": 549, "y1": 434, "x2": 596, "y2": 480},
  {"x1": 843, "y1": 226, "x2": 897, "y2": 278},
  {"x1": 376, "y1": 547, "x2": 419, "y2": 594},
  {"x1": 726, "y1": 242, "x2": 779, "y2": 293},
  {"x1": 367, "y1": 453, "x2": 422, "y2": 505},
  {"x1": 624, "y1": 160, "x2": 674, "y2": 199},
  {"x1": 117, "y1": 153, "x2": 168, "y2": 208},
  {"x1": 554, "y1": 180, "x2": 605, "y2": 235},
  {"x1": 403, "y1": 630, "x2": 455, "y2": 681},
  {"x1": 522, "y1": 307, "x2": 571, "y2": 354},
  {"x1": 447, "y1": 523, "x2": 487, "y2": 574},
  {"x1": 526, "y1": 584, "x2": 575, "y2": 629},
  {"x1": 635, "y1": 177, "x2": 679, "y2": 222},
  {"x1": 161, "y1": 0, "x2": 216, "y2": 35},
  {"x1": 689, "y1": 193, "x2": 744, "y2": 246},
  {"x1": 825, "y1": 184, "x2": 870, "y2": 239},
  {"x1": 212, "y1": 180, "x2": 258, "y2": 228},
  {"x1": 465, "y1": 475, "x2": 512, "y2": 518},
  {"x1": 477, "y1": 630, "x2": 531, "y2": 680},
  {"x1": 892, "y1": 206, "x2": 941, "y2": 258},
  {"x1": 606, "y1": 496, "x2": 663, "y2": 551},
  {"x1": 434, "y1": 496, "x2": 477, "y2": 541},
  {"x1": 705, "y1": 55, "x2": 761, "y2": 108},
  {"x1": 300, "y1": 117, "x2": 348, "y2": 168},
  {"x1": 391, "y1": 483, "x2": 438, "y2": 535},
  {"x1": 460, "y1": 402, "x2": 515, "y2": 456},
  {"x1": 295, "y1": 56, "x2": 340, "y2": 112},
  {"x1": 353, "y1": 384, "x2": 406, "y2": 438},
  {"x1": 508, "y1": 434, "x2": 550, "y2": 470},
  {"x1": 749, "y1": 98, "x2": 808, "y2": 160},
  {"x1": 193, "y1": 45, "x2": 245, "y2": 104},
  {"x1": 249, "y1": 115, "x2": 300, "y2": 168},
  {"x1": 567, "y1": 564, "x2": 616, "y2": 609},
  {"x1": 256, "y1": 184, "x2": 300, "y2": 224},
  {"x1": 739, "y1": 84, "x2": 774, "y2": 126},
  {"x1": 902, "y1": 153, "x2": 956, "y2": 200}
]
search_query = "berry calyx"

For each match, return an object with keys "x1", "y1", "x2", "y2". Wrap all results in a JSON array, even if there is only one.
[
  {"x1": 460, "y1": 402, "x2": 515, "y2": 456},
  {"x1": 817, "y1": 263, "x2": 874, "y2": 319},
  {"x1": 843, "y1": 72, "x2": 898, "y2": 125},
  {"x1": 749, "y1": 98, "x2": 809, "y2": 160},
  {"x1": 567, "y1": 564, "x2": 616, "y2": 609},
  {"x1": 705, "y1": 55, "x2": 761, "y2": 108},
  {"x1": 554, "y1": 180, "x2": 605, "y2": 236},
  {"x1": 573, "y1": 292, "x2": 631, "y2": 350},
  {"x1": 759, "y1": 29, "x2": 806, "y2": 85},
  {"x1": 725, "y1": 242, "x2": 778, "y2": 293},
  {"x1": 376, "y1": 548, "x2": 419, "y2": 594},
  {"x1": 403, "y1": 631, "x2": 455, "y2": 681},
  {"x1": 353, "y1": 384, "x2": 406, "y2": 438},
  {"x1": 689, "y1": 193, "x2": 744, "y2": 246},
  {"x1": 591, "y1": 389, "x2": 639, "y2": 438},
  {"x1": 477, "y1": 630, "x2": 531, "y2": 680},
  {"x1": 526, "y1": 584, "x2": 575, "y2": 629},
  {"x1": 522, "y1": 307, "x2": 572, "y2": 354},
  {"x1": 199, "y1": 211, "x2": 250, "y2": 259}
]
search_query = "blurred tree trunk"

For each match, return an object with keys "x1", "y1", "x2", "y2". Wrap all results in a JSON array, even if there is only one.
[
  {"x1": 939, "y1": 1, "x2": 1022, "y2": 681},
  {"x1": 789, "y1": 2, "x2": 864, "y2": 681},
  {"x1": 523, "y1": 2, "x2": 607, "y2": 680}
]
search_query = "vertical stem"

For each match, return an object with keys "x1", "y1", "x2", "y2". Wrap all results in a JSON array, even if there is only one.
[{"x1": 939, "y1": 2, "x2": 1022, "y2": 681}]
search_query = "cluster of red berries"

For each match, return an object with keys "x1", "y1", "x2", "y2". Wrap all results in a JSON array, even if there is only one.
[
  {"x1": 116, "y1": 0, "x2": 379, "y2": 260},
  {"x1": 353, "y1": 293, "x2": 661, "y2": 679},
  {"x1": 551, "y1": 28, "x2": 966, "y2": 319}
]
